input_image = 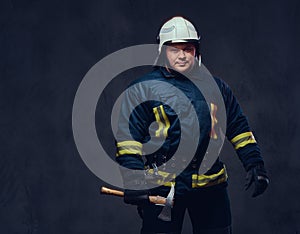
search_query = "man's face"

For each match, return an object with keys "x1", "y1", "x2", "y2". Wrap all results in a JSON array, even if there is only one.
[{"x1": 165, "y1": 43, "x2": 196, "y2": 73}]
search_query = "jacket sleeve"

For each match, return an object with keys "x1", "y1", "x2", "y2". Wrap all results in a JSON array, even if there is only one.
[
  {"x1": 221, "y1": 80, "x2": 264, "y2": 169},
  {"x1": 115, "y1": 84, "x2": 153, "y2": 170}
]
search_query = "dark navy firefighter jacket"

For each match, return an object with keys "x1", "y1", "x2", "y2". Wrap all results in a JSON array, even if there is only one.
[{"x1": 116, "y1": 66, "x2": 264, "y2": 195}]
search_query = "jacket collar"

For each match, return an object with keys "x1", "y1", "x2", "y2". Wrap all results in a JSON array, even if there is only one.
[
  {"x1": 157, "y1": 65, "x2": 203, "y2": 80},
  {"x1": 158, "y1": 66, "x2": 175, "y2": 78}
]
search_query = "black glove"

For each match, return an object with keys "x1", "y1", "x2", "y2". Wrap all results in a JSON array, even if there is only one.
[
  {"x1": 245, "y1": 163, "x2": 269, "y2": 197},
  {"x1": 124, "y1": 189, "x2": 150, "y2": 206}
]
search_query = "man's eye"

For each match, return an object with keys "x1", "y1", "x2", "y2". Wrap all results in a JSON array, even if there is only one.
[
  {"x1": 185, "y1": 48, "x2": 194, "y2": 52},
  {"x1": 171, "y1": 48, "x2": 179, "y2": 52}
]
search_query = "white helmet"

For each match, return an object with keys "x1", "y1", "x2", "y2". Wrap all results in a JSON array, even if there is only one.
[
  {"x1": 156, "y1": 16, "x2": 201, "y2": 65},
  {"x1": 157, "y1": 16, "x2": 200, "y2": 53}
]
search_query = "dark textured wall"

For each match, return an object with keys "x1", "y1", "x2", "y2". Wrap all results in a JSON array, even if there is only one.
[{"x1": 0, "y1": 0, "x2": 299, "y2": 233}]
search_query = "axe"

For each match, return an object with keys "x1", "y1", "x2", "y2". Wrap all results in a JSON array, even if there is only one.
[{"x1": 100, "y1": 185, "x2": 174, "y2": 221}]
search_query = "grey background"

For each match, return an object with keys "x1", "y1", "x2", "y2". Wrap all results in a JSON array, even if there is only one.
[{"x1": 0, "y1": 0, "x2": 299, "y2": 233}]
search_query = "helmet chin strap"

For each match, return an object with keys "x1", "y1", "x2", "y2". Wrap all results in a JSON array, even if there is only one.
[{"x1": 197, "y1": 55, "x2": 201, "y2": 67}]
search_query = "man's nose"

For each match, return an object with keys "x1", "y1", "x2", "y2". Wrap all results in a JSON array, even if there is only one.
[{"x1": 178, "y1": 50, "x2": 186, "y2": 59}]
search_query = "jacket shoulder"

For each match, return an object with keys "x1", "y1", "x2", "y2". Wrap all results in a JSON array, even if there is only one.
[
  {"x1": 129, "y1": 68, "x2": 164, "y2": 86},
  {"x1": 213, "y1": 76, "x2": 228, "y2": 89}
]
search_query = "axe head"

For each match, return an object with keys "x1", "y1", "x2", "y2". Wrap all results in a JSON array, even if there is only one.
[{"x1": 157, "y1": 183, "x2": 174, "y2": 222}]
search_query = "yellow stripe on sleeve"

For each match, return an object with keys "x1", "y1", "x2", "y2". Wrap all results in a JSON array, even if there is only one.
[
  {"x1": 230, "y1": 132, "x2": 257, "y2": 150},
  {"x1": 116, "y1": 141, "x2": 143, "y2": 157},
  {"x1": 153, "y1": 105, "x2": 170, "y2": 138},
  {"x1": 159, "y1": 105, "x2": 170, "y2": 137}
]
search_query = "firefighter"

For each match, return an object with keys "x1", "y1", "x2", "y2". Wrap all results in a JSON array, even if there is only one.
[{"x1": 116, "y1": 16, "x2": 269, "y2": 234}]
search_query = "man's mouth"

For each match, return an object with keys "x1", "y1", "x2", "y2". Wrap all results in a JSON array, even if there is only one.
[{"x1": 176, "y1": 62, "x2": 187, "y2": 66}]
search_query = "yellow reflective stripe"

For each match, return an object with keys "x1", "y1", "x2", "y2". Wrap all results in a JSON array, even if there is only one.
[
  {"x1": 162, "y1": 181, "x2": 175, "y2": 187},
  {"x1": 191, "y1": 166, "x2": 228, "y2": 188},
  {"x1": 153, "y1": 107, "x2": 164, "y2": 137},
  {"x1": 192, "y1": 176, "x2": 227, "y2": 188},
  {"x1": 158, "y1": 181, "x2": 175, "y2": 187},
  {"x1": 230, "y1": 132, "x2": 256, "y2": 150},
  {"x1": 117, "y1": 149, "x2": 142, "y2": 156},
  {"x1": 147, "y1": 169, "x2": 176, "y2": 179},
  {"x1": 210, "y1": 103, "x2": 218, "y2": 139},
  {"x1": 117, "y1": 141, "x2": 142, "y2": 147},
  {"x1": 197, "y1": 167, "x2": 225, "y2": 180},
  {"x1": 146, "y1": 169, "x2": 176, "y2": 187},
  {"x1": 234, "y1": 139, "x2": 257, "y2": 150},
  {"x1": 116, "y1": 141, "x2": 142, "y2": 157},
  {"x1": 154, "y1": 179, "x2": 175, "y2": 187},
  {"x1": 153, "y1": 105, "x2": 170, "y2": 137},
  {"x1": 159, "y1": 105, "x2": 170, "y2": 137},
  {"x1": 230, "y1": 132, "x2": 254, "y2": 143}
]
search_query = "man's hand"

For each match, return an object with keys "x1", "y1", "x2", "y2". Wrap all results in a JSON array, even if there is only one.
[
  {"x1": 124, "y1": 189, "x2": 150, "y2": 205},
  {"x1": 245, "y1": 163, "x2": 269, "y2": 197}
]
